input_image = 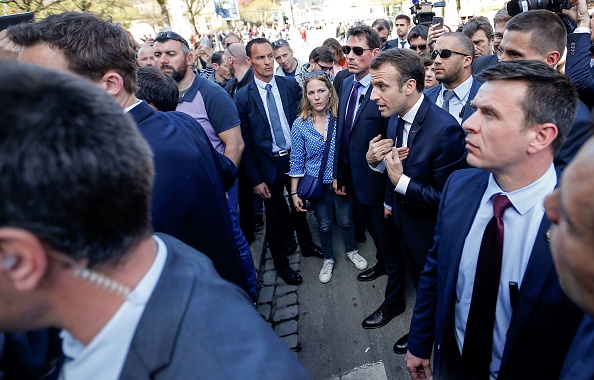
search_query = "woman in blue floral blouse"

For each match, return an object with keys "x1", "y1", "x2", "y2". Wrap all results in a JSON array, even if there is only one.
[{"x1": 289, "y1": 74, "x2": 368, "y2": 284}]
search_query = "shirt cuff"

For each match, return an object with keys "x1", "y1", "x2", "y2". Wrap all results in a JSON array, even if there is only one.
[
  {"x1": 369, "y1": 160, "x2": 386, "y2": 173},
  {"x1": 383, "y1": 202, "x2": 392, "y2": 211},
  {"x1": 395, "y1": 174, "x2": 411, "y2": 195},
  {"x1": 574, "y1": 27, "x2": 590, "y2": 34}
]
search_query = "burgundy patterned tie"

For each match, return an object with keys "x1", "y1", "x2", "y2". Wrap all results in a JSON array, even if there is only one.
[{"x1": 462, "y1": 194, "x2": 512, "y2": 379}]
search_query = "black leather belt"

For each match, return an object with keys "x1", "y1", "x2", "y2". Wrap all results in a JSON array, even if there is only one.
[{"x1": 272, "y1": 149, "x2": 290, "y2": 157}]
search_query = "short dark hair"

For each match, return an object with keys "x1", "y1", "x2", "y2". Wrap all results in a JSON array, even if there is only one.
[
  {"x1": 322, "y1": 38, "x2": 345, "y2": 61},
  {"x1": 422, "y1": 55, "x2": 435, "y2": 68},
  {"x1": 8, "y1": 12, "x2": 138, "y2": 94},
  {"x1": 505, "y1": 10, "x2": 566, "y2": 57},
  {"x1": 211, "y1": 50, "x2": 224, "y2": 66},
  {"x1": 347, "y1": 25, "x2": 381, "y2": 50},
  {"x1": 0, "y1": 61, "x2": 154, "y2": 267},
  {"x1": 371, "y1": 48, "x2": 425, "y2": 92},
  {"x1": 136, "y1": 66, "x2": 179, "y2": 112},
  {"x1": 395, "y1": 14, "x2": 411, "y2": 25},
  {"x1": 478, "y1": 60, "x2": 578, "y2": 154},
  {"x1": 371, "y1": 19, "x2": 391, "y2": 33},
  {"x1": 154, "y1": 31, "x2": 191, "y2": 55},
  {"x1": 462, "y1": 16, "x2": 494, "y2": 41},
  {"x1": 246, "y1": 37, "x2": 272, "y2": 58},
  {"x1": 439, "y1": 32, "x2": 476, "y2": 60},
  {"x1": 408, "y1": 24, "x2": 429, "y2": 43},
  {"x1": 308, "y1": 46, "x2": 336, "y2": 63}
]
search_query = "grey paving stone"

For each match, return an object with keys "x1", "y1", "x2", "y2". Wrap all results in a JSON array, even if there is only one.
[
  {"x1": 257, "y1": 304, "x2": 271, "y2": 320},
  {"x1": 281, "y1": 334, "x2": 300, "y2": 351},
  {"x1": 275, "y1": 320, "x2": 298, "y2": 337},
  {"x1": 288, "y1": 254, "x2": 301, "y2": 264},
  {"x1": 265, "y1": 249, "x2": 272, "y2": 260},
  {"x1": 264, "y1": 259, "x2": 275, "y2": 271},
  {"x1": 262, "y1": 270, "x2": 276, "y2": 286},
  {"x1": 289, "y1": 262, "x2": 299, "y2": 271},
  {"x1": 276, "y1": 292, "x2": 298, "y2": 308},
  {"x1": 258, "y1": 286, "x2": 274, "y2": 304},
  {"x1": 276, "y1": 284, "x2": 298, "y2": 296},
  {"x1": 273, "y1": 305, "x2": 299, "y2": 322}
]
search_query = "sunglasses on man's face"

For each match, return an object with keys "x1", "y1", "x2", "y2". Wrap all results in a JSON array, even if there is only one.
[
  {"x1": 315, "y1": 61, "x2": 333, "y2": 72},
  {"x1": 380, "y1": 37, "x2": 388, "y2": 43},
  {"x1": 272, "y1": 39, "x2": 288, "y2": 49},
  {"x1": 410, "y1": 44, "x2": 428, "y2": 51},
  {"x1": 157, "y1": 31, "x2": 190, "y2": 49},
  {"x1": 342, "y1": 45, "x2": 373, "y2": 56},
  {"x1": 430, "y1": 49, "x2": 467, "y2": 60}
]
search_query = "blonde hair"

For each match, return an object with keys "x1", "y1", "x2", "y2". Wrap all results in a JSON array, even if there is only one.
[{"x1": 299, "y1": 74, "x2": 339, "y2": 121}]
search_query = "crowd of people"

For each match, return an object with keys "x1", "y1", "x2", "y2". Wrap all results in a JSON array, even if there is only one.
[{"x1": 0, "y1": 0, "x2": 593, "y2": 378}]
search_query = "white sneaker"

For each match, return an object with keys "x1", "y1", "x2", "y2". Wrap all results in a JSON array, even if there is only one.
[
  {"x1": 346, "y1": 250, "x2": 368, "y2": 270},
  {"x1": 319, "y1": 259, "x2": 334, "y2": 284}
]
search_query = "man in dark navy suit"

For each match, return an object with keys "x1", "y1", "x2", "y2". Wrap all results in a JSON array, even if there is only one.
[
  {"x1": 423, "y1": 32, "x2": 482, "y2": 125},
  {"x1": 545, "y1": 133, "x2": 594, "y2": 380},
  {"x1": 333, "y1": 25, "x2": 402, "y2": 329},
  {"x1": 8, "y1": 12, "x2": 250, "y2": 294},
  {"x1": 406, "y1": 60, "x2": 583, "y2": 380},
  {"x1": 372, "y1": 19, "x2": 395, "y2": 52},
  {"x1": 365, "y1": 48, "x2": 467, "y2": 355},
  {"x1": 235, "y1": 38, "x2": 322, "y2": 286},
  {"x1": 500, "y1": 9, "x2": 593, "y2": 170}
]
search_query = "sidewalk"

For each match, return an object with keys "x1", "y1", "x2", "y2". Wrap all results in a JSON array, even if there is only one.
[{"x1": 253, "y1": 212, "x2": 416, "y2": 380}]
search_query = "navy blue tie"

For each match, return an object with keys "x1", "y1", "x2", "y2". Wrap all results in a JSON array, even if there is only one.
[
  {"x1": 341, "y1": 81, "x2": 362, "y2": 163},
  {"x1": 265, "y1": 84, "x2": 287, "y2": 150}
]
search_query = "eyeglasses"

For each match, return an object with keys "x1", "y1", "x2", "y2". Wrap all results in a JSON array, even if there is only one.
[
  {"x1": 491, "y1": 33, "x2": 503, "y2": 41},
  {"x1": 157, "y1": 31, "x2": 190, "y2": 49},
  {"x1": 342, "y1": 45, "x2": 373, "y2": 56},
  {"x1": 380, "y1": 37, "x2": 388, "y2": 43},
  {"x1": 315, "y1": 61, "x2": 333, "y2": 72},
  {"x1": 410, "y1": 44, "x2": 428, "y2": 51},
  {"x1": 430, "y1": 49, "x2": 467, "y2": 60},
  {"x1": 272, "y1": 39, "x2": 288, "y2": 49}
]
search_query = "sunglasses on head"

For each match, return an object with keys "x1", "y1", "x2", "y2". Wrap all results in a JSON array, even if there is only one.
[
  {"x1": 272, "y1": 39, "x2": 288, "y2": 49},
  {"x1": 430, "y1": 49, "x2": 467, "y2": 60},
  {"x1": 342, "y1": 45, "x2": 373, "y2": 56},
  {"x1": 157, "y1": 31, "x2": 190, "y2": 49},
  {"x1": 410, "y1": 44, "x2": 428, "y2": 51}
]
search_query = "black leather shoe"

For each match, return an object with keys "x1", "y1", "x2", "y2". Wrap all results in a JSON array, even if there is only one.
[
  {"x1": 301, "y1": 243, "x2": 324, "y2": 259},
  {"x1": 393, "y1": 333, "x2": 409, "y2": 354},
  {"x1": 277, "y1": 266, "x2": 303, "y2": 285},
  {"x1": 362, "y1": 303, "x2": 405, "y2": 329},
  {"x1": 357, "y1": 265, "x2": 386, "y2": 282}
]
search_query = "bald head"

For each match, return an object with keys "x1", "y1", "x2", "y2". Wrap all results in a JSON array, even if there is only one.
[{"x1": 227, "y1": 43, "x2": 248, "y2": 67}]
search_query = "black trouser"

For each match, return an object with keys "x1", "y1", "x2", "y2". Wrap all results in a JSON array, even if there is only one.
[{"x1": 238, "y1": 164, "x2": 255, "y2": 241}]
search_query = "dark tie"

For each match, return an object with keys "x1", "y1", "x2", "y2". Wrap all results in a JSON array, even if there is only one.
[
  {"x1": 441, "y1": 89, "x2": 455, "y2": 113},
  {"x1": 341, "y1": 81, "x2": 362, "y2": 163},
  {"x1": 395, "y1": 117, "x2": 405, "y2": 148},
  {"x1": 400, "y1": 41, "x2": 406, "y2": 48},
  {"x1": 265, "y1": 84, "x2": 287, "y2": 150},
  {"x1": 462, "y1": 194, "x2": 513, "y2": 379}
]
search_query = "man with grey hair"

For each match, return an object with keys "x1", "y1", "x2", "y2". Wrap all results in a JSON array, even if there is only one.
[{"x1": 424, "y1": 32, "x2": 482, "y2": 124}]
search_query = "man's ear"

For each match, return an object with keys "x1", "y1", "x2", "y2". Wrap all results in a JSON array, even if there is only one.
[
  {"x1": 186, "y1": 52, "x2": 194, "y2": 67},
  {"x1": 97, "y1": 70, "x2": 125, "y2": 98},
  {"x1": 0, "y1": 228, "x2": 48, "y2": 292},
  {"x1": 528, "y1": 122, "x2": 558, "y2": 155},
  {"x1": 546, "y1": 50, "x2": 561, "y2": 67}
]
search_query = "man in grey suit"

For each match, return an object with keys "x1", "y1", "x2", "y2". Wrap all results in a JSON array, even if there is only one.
[{"x1": 0, "y1": 61, "x2": 310, "y2": 380}]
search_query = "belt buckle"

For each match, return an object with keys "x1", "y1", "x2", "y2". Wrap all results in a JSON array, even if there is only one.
[{"x1": 278, "y1": 149, "x2": 289, "y2": 157}]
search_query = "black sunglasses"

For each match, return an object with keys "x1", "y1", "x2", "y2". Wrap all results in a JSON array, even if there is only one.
[
  {"x1": 342, "y1": 45, "x2": 373, "y2": 56},
  {"x1": 157, "y1": 31, "x2": 190, "y2": 49},
  {"x1": 272, "y1": 39, "x2": 288, "y2": 49},
  {"x1": 410, "y1": 44, "x2": 428, "y2": 51},
  {"x1": 315, "y1": 61, "x2": 333, "y2": 72},
  {"x1": 430, "y1": 49, "x2": 467, "y2": 60},
  {"x1": 380, "y1": 37, "x2": 388, "y2": 43}
]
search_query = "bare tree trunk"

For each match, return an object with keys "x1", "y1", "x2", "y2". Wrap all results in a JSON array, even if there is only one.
[{"x1": 154, "y1": 0, "x2": 172, "y2": 27}]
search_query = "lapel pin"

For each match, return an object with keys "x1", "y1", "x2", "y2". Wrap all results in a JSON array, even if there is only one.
[{"x1": 545, "y1": 229, "x2": 551, "y2": 242}]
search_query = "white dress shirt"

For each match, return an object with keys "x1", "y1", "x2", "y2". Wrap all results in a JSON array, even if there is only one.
[
  {"x1": 60, "y1": 235, "x2": 168, "y2": 380},
  {"x1": 455, "y1": 164, "x2": 557, "y2": 379},
  {"x1": 437, "y1": 76, "x2": 473, "y2": 124},
  {"x1": 253, "y1": 76, "x2": 292, "y2": 152}
]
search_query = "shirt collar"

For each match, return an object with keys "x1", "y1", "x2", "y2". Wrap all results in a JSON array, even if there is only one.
[
  {"x1": 123, "y1": 99, "x2": 142, "y2": 112},
  {"x1": 441, "y1": 75, "x2": 474, "y2": 101},
  {"x1": 485, "y1": 163, "x2": 557, "y2": 216},
  {"x1": 353, "y1": 73, "x2": 371, "y2": 89},
  {"x1": 401, "y1": 94, "x2": 425, "y2": 126},
  {"x1": 254, "y1": 75, "x2": 277, "y2": 91},
  {"x1": 178, "y1": 71, "x2": 201, "y2": 103}
]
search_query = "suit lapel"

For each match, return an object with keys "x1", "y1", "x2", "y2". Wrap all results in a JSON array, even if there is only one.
[
  {"x1": 250, "y1": 81, "x2": 269, "y2": 128},
  {"x1": 276, "y1": 78, "x2": 291, "y2": 126},
  {"x1": 352, "y1": 84, "x2": 372, "y2": 130},
  {"x1": 406, "y1": 96, "x2": 431, "y2": 149}
]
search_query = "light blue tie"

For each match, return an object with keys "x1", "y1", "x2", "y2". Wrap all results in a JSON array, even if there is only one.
[
  {"x1": 265, "y1": 84, "x2": 287, "y2": 150},
  {"x1": 441, "y1": 89, "x2": 456, "y2": 113}
]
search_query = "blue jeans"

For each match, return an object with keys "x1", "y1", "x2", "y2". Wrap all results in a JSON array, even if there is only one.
[
  {"x1": 310, "y1": 184, "x2": 356, "y2": 260},
  {"x1": 228, "y1": 180, "x2": 257, "y2": 297}
]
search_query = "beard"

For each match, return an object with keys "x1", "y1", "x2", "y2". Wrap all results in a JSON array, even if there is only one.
[{"x1": 162, "y1": 62, "x2": 187, "y2": 83}]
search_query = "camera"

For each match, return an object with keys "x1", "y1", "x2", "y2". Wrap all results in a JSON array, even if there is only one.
[
  {"x1": 410, "y1": 1, "x2": 446, "y2": 27},
  {"x1": 507, "y1": 0, "x2": 568, "y2": 16}
]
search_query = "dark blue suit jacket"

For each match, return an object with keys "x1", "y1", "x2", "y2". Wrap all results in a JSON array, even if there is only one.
[
  {"x1": 554, "y1": 99, "x2": 593, "y2": 171},
  {"x1": 385, "y1": 96, "x2": 467, "y2": 255},
  {"x1": 471, "y1": 54, "x2": 499, "y2": 76},
  {"x1": 566, "y1": 32, "x2": 594, "y2": 95},
  {"x1": 334, "y1": 74, "x2": 389, "y2": 206},
  {"x1": 424, "y1": 78, "x2": 482, "y2": 124},
  {"x1": 235, "y1": 76, "x2": 302, "y2": 186},
  {"x1": 560, "y1": 314, "x2": 594, "y2": 380},
  {"x1": 408, "y1": 169, "x2": 583, "y2": 379},
  {"x1": 119, "y1": 234, "x2": 311, "y2": 380},
  {"x1": 129, "y1": 101, "x2": 249, "y2": 293}
]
